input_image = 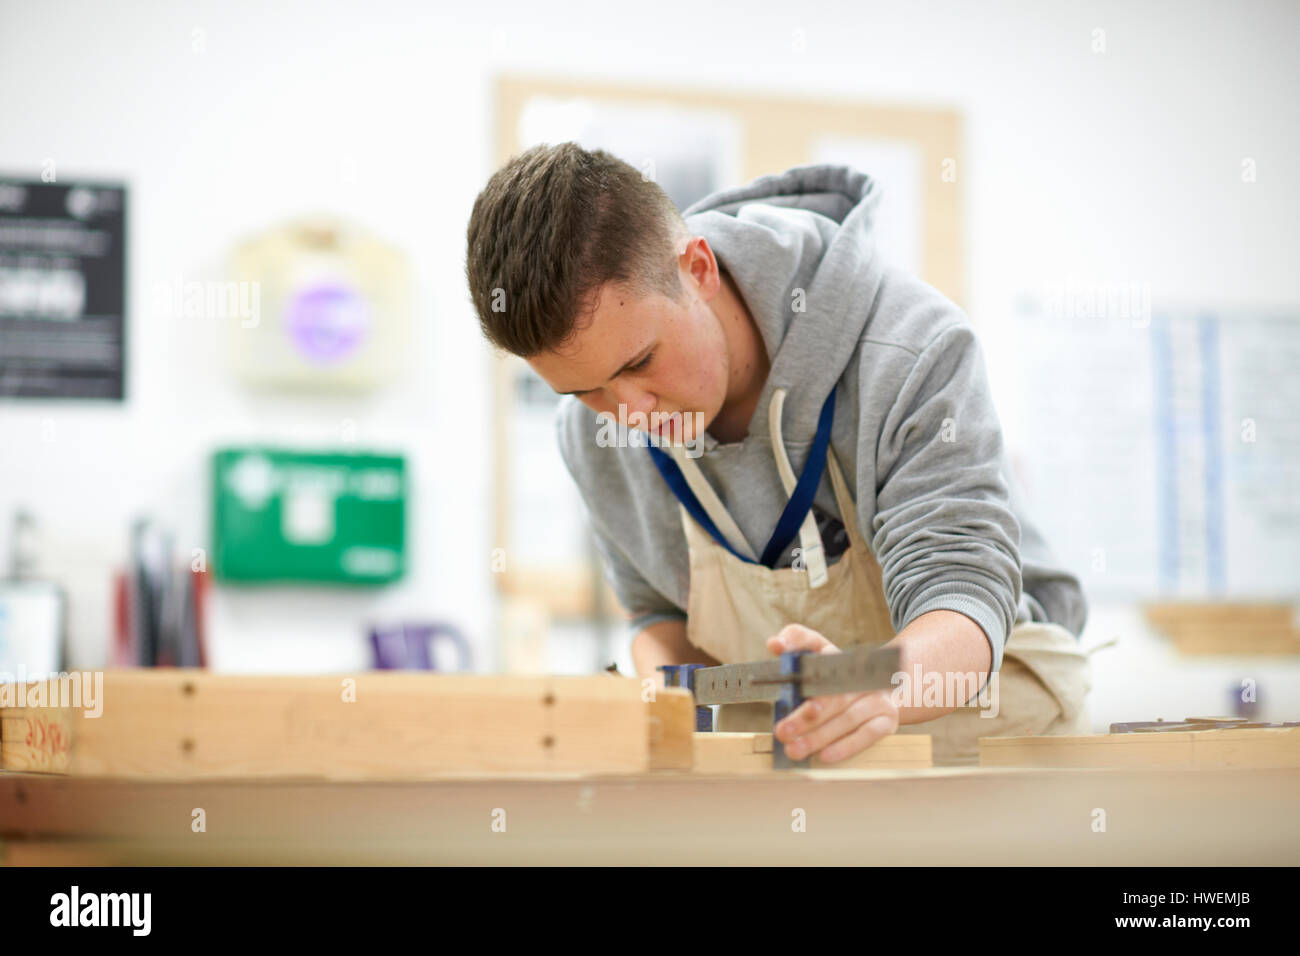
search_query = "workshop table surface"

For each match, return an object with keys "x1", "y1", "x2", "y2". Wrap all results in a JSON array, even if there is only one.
[{"x1": 3, "y1": 765, "x2": 1297, "y2": 865}]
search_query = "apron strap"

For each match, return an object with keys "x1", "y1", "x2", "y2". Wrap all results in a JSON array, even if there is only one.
[
  {"x1": 666, "y1": 444, "x2": 757, "y2": 562},
  {"x1": 646, "y1": 388, "x2": 837, "y2": 569},
  {"x1": 647, "y1": 444, "x2": 758, "y2": 564},
  {"x1": 769, "y1": 389, "x2": 829, "y2": 587},
  {"x1": 757, "y1": 387, "x2": 835, "y2": 567},
  {"x1": 825, "y1": 447, "x2": 871, "y2": 555}
]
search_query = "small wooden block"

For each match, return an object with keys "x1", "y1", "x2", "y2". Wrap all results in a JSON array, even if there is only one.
[
  {"x1": 647, "y1": 688, "x2": 694, "y2": 770},
  {"x1": 979, "y1": 726, "x2": 1300, "y2": 769},
  {"x1": 0, "y1": 677, "x2": 77, "y2": 774},
  {"x1": 691, "y1": 731, "x2": 932, "y2": 773},
  {"x1": 1, "y1": 709, "x2": 73, "y2": 773}
]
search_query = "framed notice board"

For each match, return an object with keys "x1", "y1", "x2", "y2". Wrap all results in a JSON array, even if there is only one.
[
  {"x1": 0, "y1": 177, "x2": 127, "y2": 399},
  {"x1": 490, "y1": 74, "x2": 965, "y2": 619}
]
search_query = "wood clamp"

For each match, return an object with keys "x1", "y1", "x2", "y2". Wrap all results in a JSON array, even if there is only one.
[{"x1": 660, "y1": 645, "x2": 901, "y2": 769}]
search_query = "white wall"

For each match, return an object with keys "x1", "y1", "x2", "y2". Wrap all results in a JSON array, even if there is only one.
[{"x1": 2, "y1": 0, "x2": 1298, "y2": 722}]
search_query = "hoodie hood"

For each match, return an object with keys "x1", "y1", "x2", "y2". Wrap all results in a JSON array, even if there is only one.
[{"x1": 680, "y1": 164, "x2": 887, "y2": 449}]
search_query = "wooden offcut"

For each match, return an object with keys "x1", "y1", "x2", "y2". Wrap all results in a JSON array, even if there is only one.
[
  {"x1": 0, "y1": 680, "x2": 73, "y2": 773},
  {"x1": 691, "y1": 731, "x2": 933, "y2": 772},
  {"x1": 646, "y1": 689, "x2": 694, "y2": 770},
  {"x1": 979, "y1": 726, "x2": 1300, "y2": 769},
  {"x1": 0, "y1": 670, "x2": 696, "y2": 780}
]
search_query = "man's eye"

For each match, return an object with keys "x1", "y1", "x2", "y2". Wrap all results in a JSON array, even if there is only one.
[{"x1": 630, "y1": 351, "x2": 654, "y2": 372}]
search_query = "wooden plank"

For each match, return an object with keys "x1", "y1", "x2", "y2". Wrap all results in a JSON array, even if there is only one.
[
  {"x1": 1167, "y1": 628, "x2": 1300, "y2": 655},
  {"x1": 691, "y1": 732, "x2": 932, "y2": 773},
  {"x1": 19, "y1": 670, "x2": 692, "y2": 780},
  {"x1": 646, "y1": 688, "x2": 694, "y2": 770},
  {"x1": 980, "y1": 726, "x2": 1300, "y2": 769},
  {"x1": 1144, "y1": 601, "x2": 1294, "y2": 630},
  {"x1": 1142, "y1": 601, "x2": 1300, "y2": 655},
  {"x1": 1, "y1": 839, "x2": 123, "y2": 866}
]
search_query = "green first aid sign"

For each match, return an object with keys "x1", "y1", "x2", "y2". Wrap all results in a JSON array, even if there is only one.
[{"x1": 212, "y1": 448, "x2": 406, "y2": 585}]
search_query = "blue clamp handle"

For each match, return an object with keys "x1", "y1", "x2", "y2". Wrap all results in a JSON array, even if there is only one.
[{"x1": 658, "y1": 664, "x2": 714, "y2": 732}]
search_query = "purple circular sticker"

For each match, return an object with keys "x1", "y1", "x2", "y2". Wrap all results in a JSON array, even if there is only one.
[{"x1": 285, "y1": 282, "x2": 371, "y2": 364}]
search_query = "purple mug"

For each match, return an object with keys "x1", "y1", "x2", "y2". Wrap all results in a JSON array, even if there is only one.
[{"x1": 369, "y1": 622, "x2": 471, "y2": 671}]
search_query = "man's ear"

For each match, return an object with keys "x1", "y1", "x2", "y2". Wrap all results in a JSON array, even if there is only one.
[{"x1": 681, "y1": 236, "x2": 722, "y2": 299}]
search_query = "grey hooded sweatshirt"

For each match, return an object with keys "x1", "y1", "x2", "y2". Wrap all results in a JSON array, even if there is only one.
[{"x1": 555, "y1": 164, "x2": 1086, "y2": 674}]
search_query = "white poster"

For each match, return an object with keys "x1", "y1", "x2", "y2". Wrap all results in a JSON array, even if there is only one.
[{"x1": 811, "y1": 135, "x2": 924, "y2": 277}]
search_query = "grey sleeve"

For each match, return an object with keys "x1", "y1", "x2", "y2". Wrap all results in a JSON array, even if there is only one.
[
  {"x1": 869, "y1": 323, "x2": 1023, "y2": 673},
  {"x1": 585, "y1": 516, "x2": 687, "y2": 635},
  {"x1": 555, "y1": 404, "x2": 686, "y2": 637}
]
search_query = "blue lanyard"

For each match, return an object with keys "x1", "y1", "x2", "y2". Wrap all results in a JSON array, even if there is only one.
[{"x1": 647, "y1": 389, "x2": 836, "y2": 568}]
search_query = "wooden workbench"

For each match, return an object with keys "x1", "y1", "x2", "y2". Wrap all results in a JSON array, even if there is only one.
[
  {"x1": 3, "y1": 764, "x2": 1297, "y2": 865},
  {"x1": 4, "y1": 671, "x2": 1297, "y2": 865}
]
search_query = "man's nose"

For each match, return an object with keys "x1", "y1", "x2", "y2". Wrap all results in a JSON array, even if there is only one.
[{"x1": 607, "y1": 383, "x2": 655, "y2": 422}]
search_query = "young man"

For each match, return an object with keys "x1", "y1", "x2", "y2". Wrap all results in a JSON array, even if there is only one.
[{"x1": 466, "y1": 143, "x2": 1092, "y2": 766}]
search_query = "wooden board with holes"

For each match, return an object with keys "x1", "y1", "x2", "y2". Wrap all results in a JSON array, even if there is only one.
[
  {"x1": 979, "y1": 726, "x2": 1300, "y2": 769},
  {"x1": 0, "y1": 670, "x2": 696, "y2": 780},
  {"x1": 690, "y1": 731, "x2": 932, "y2": 772}
]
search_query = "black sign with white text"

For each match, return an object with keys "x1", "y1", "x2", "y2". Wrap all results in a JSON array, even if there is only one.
[{"x1": 0, "y1": 177, "x2": 126, "y2": 399}]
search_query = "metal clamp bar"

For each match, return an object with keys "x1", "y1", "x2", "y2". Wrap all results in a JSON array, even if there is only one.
[{"x1": 690, "y1": 645, "x2": 900, "y2": 706}]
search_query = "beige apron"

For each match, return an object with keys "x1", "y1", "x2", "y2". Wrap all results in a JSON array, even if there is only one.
[{"x1": 670, "y1": 387, "x2": 1093, "y2": 766}]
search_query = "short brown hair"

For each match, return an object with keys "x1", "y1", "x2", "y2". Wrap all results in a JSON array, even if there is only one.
[{"x1": 465, "y1": 142, "x2": 689, "y2": 357}]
